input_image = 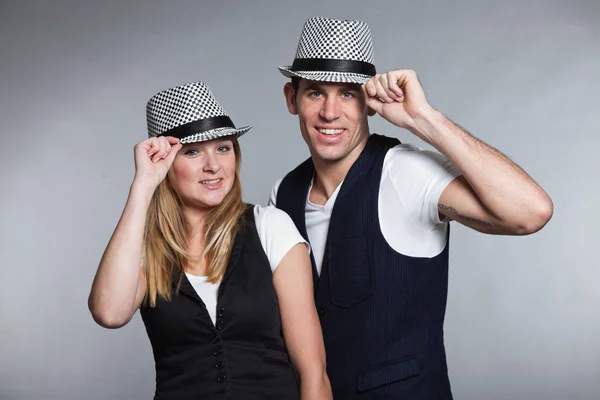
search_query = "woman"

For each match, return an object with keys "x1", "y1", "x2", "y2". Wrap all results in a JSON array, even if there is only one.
[{"x1": 88, "y1": 81, "x2": 331, "y2": 399}]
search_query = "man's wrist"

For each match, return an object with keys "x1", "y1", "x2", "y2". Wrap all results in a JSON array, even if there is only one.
[{"x1": 407, "y1": 107, "x2": 449, "y2": 145}]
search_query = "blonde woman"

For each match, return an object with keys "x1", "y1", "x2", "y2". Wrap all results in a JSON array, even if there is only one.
[{"x1": 88, "y1": 81, "x2": 331, "y2": 400}]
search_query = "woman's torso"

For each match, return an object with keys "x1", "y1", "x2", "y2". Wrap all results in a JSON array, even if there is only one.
[{"x1": 140, "y1": 205, "x2": 300, "y2": 400}]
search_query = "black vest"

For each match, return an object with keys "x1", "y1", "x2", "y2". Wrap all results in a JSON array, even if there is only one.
[
  {"x1": 277, "y1": 134, "x2": 453, "y2": 399},
  {"x1": 140, "y1": 206, "x2": 299, "y2": 400}
]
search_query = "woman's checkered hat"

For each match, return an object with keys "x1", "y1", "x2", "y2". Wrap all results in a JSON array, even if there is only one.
[
  {"x1": 278, "y1": 16, "x2": 376, "y2": 84},
  {"x1": 146, "y1": 81, "x2": 251, "y2": 144}
]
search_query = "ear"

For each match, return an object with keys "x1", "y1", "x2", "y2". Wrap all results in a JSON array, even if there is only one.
[
  {"x1": 283, "y1": 82, "x2": 298, "y2": 115},
  {"x1": 360, "y1": 85, "x2": 377, "y2": 116}
]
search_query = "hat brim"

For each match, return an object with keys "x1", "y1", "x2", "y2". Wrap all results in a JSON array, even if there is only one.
[
  {"x1": 278, "y1": 65, "x2": 372, "y2": 85},
  {"x1": 177, "y1": 125, "x2": 252, "y2": 144}
]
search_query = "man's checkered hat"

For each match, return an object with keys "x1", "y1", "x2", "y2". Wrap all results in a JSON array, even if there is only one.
[
  {"x1": 278, "y1": 16, "x2": 376, "y2": 84},
  {"x1": 146, "y1": 81, "x2": 251, "y2": 144}
]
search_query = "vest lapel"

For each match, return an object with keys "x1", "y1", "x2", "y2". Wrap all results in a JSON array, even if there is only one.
[
  {"x1": 317, "y1": 134, "x2": 400, "y2": 299},
  {"x1": 175, "y1": 271, "x2": 203, "y2": 303},
  {"x1": 283, "y1": 160, "x2": 321, "y2": 292},
  {"x1": 218, "y1": 206, "x2": 250, "y2": 298}
]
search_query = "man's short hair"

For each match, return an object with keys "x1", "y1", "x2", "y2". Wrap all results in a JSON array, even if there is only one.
[{"x1": 291, "y1": 77, "x2": 300, "y2": 93}]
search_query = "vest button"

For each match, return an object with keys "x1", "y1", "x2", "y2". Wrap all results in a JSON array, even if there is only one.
[
  {"x1": 217, "y1": 373, "x2": 228, "y2": 383},
  {"x1": 215, "y1": 361, "x2": 225, "y2": 369},
  {"x1": 213, "y1": 347, "x2": 223, "y2": 356},
  {"x1": 211, "y1": 335, "x2": 220, "y2": 343},
  {"x1": 218, "y1": 307, "x2": 226, "y2": 317},
  {"x1": 216, "y1": 320, "x2": 225, "y2": 330}
]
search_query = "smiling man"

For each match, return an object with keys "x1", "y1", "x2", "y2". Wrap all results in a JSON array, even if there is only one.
[{"x1": 268, "y1": 16, "x2": 553, "y2": 399}]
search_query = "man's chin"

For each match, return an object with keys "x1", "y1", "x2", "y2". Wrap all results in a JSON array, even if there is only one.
[{"x1": 313, "y1": 152, "x2": 346, "y2": 164}]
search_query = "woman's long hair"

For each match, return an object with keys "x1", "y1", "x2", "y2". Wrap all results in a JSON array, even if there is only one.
[{"x1": 142, "y1": 137, "x2": 246, "y2": 307}]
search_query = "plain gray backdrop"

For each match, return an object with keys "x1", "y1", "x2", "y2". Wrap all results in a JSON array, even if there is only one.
[{"x1": 1, "y1": 0, "x2": 598, "y2": 399}]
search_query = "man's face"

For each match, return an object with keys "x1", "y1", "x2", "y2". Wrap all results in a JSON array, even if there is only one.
[{"x1": 284, "y1": 79, "x2": 370, "y2": 165}]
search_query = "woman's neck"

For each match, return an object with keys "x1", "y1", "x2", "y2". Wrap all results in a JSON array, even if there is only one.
[{"x1": 182, "y1": 206, "x2": 208, "y2": 275}]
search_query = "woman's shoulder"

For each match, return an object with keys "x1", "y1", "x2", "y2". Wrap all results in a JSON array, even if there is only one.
[
  {"x1": 252, "y1": 204, "x2": 295, "y2": 229},
  {"x1": 251, "y1": 204, "x2": 307, "y2": 273}
]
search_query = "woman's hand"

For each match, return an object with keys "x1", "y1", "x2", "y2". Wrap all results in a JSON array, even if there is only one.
[{"x1": 133, "y1": 136, "x2": 182, "y2": 190}]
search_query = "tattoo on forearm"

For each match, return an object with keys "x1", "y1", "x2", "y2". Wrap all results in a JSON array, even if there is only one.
[{"x1": 438, "y1": 204, "x2": 492, "y2": 228}]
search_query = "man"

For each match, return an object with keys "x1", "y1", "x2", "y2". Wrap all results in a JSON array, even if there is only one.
[{"x1": 269, "y1": 16, "x2": 553, "y2": 399}]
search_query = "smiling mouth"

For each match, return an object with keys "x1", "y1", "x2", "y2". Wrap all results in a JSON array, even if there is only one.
[
  {"x1": 317, "y1": 128, "x2": 344, "y2": 135},
  {"x1": 200, "y1": 178, "x2": 222, "y2": 184}
]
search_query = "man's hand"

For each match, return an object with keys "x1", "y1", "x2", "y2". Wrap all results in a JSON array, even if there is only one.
[{"x1": 363, "y1": 70, "x2": 433, "y2": 130}]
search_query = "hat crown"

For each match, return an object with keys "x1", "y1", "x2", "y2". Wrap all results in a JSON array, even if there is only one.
[
  {"x1": 146, "y1": 81, "x2": 228, "y2": 138},
  {"x1": 294, "y1": 16, "x2": 374, "y2": 63}
]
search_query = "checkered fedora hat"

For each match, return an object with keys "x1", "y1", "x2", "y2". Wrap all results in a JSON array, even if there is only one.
[
  {"x1": 278, "y1": 16, "x2": 376, "y2": 84},
  {"x1": 146, "y1": 81, "x2": 251, "y2": 144}
]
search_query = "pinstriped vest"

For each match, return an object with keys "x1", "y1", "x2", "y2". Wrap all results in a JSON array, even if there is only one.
[{"x1": 277, "y1": 134, "x2": 453, "y2": 399}]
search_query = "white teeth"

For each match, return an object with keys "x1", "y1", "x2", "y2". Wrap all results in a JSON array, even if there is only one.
[
  {"x1": 201, "y1": 179, "x2": 221, "y2": 184},
  {"x1": 318, "y1": 128, "x2": 343, "y2": 135}
]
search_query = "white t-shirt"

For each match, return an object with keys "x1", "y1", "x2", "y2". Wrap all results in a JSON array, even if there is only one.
[
  {"x1": 268, "y1": 143, "x2": 462, "y2": 275},
  {"x1": 185, "y1": 205, "x2": 307, "y2": 325}
]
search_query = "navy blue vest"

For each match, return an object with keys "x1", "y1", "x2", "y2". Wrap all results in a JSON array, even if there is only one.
[
  {"x1": 277, "y1": 134, "x2": 453, "y2": 399},
  {"x1": 140, "y1": 206, "x2": 300, "y2": 400}
]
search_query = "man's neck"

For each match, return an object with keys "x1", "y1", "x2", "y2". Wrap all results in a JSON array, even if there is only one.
[{"x1": 310, "y1": 136, "x2": 368, "y2": 205}]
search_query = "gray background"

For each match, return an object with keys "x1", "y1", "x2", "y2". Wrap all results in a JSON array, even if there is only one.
[{"x1": 1, "y1": 0, "x2": 598, "y2": 399}]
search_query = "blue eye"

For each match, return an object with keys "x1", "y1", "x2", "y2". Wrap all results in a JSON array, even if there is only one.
[
  {"x1": 217, "y1": 145, "x2": 230, "y2": 153},
  {"x1": 342, "y1": 92, "x2": 354, "y2": 99},
  {"x1": 184, "y1": 148, "x2": 198, "y2": 156},
  {"x1": 309, "y1": 92, "x2": 322, "y2": 98}
]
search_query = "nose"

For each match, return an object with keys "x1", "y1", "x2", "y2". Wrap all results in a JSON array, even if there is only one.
[
  {"x1": 319, "y1": 96, "x2": 341, "y2": 122},
  {"x1": 202, "y1": 151, "x2": 221, "y2": 173}
]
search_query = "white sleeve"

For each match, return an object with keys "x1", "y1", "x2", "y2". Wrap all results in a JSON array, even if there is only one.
[
  {"x1": 253, "y1": 204, "x2": 309, "y2": 273},
  {"x1": 267, "y1": 178, "x2": 283, "y2": 207},
  {"x1": 385, "y1": 144, "x2": 462, "y2": 230}
]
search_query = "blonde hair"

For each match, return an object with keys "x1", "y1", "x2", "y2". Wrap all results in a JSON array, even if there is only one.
[{"x1": 142, "y1": 137, "x2": 246, "y2": 307}]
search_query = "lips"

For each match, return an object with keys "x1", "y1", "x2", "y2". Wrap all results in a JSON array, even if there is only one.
[
  {"x1": 317, "y1": 127, "x2": 345, "y2": 135},
  {"x1": 200, "y1": 178, "x2": 223, "y2": 190}
]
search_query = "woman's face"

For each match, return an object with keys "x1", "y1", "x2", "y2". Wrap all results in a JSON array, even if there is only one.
[{"x1": 171, "y1": 137, "x2": 237, "y2": 211}]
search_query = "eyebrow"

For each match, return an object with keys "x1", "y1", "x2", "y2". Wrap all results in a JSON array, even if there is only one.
[
  {"x1": 214, "y1": 139, "x2": 233, "y2": 146},
  {"x1": 301, "y1": 83, "x2": 324, "y2": 93},
  {"x1": 301, "y1": 83, "x2": 361, "y2": 93}
]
